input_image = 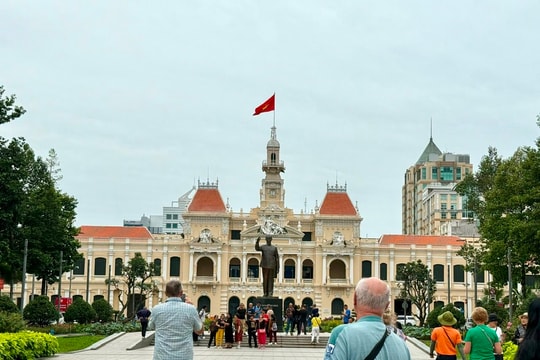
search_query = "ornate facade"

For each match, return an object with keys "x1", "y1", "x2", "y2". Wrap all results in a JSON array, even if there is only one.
[{"x1": 12, "y1": 126, "x2": 485, "y2": 319}]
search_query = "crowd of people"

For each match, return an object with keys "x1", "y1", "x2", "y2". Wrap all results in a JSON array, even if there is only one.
[{"x1": 201, "y1": 301, "x2": 280, "y2": 349}]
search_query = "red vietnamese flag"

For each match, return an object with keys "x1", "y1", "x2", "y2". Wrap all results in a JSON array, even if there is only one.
[{"x1": 253, "y1": 94, "x2": 275, "y2": 116}]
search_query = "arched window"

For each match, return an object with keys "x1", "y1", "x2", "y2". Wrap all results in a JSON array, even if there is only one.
[
  {"x1": 433, "y1": 264, "x2": 444, "y2": 282},
  {"x1": 228, "y1": 296, "x2": 240, "y2": 317},
  {"x1": 454, "y1": 265, "x2": 465, "y2": 282},
  {"x1": 284, "y1": 259, "x2": 295, "y2": 279},
  {"x1": 170, "y1": 256, "x2": 180, "y2": 277},
  {"x1": 229, "y1": 258, "x2": 241, "y2": 278},
  {"x1": 329, "y1": 259, "x2": 346, "y2": 280},
  {"x1": 380, "y1": 263, "x2": 388, "y2": 280},
  {"x1": 114, "y1": 258, "x2": 123, "y2": 276},
  {"x1": 331, "y1": 298, "x2": 344, "y2": 316},
  {"x1": 154, "y1": 259, "x2": 161, "y2": 276},
  {"x1": 197, "y1": 296, "x2": 211, "y2": 313},
  {"x1": 196, "y1": 257, "x2": 213, "y2": 277},
  {"x1": 94, "y1": 258, "x2": 106, "y2": 275},
  {"x1": 247, "y1": 259, "x2": 259, "y2": 280},
  {"x1": 73, "y1": 258, "x2": 85, "y2": 275},
  {"x1": 362, "y1": 260, "x2": 372, "y2": 278},
  {"x1": 395, "y1": 263, "x2": 406, "y2": 281},
  {"x1": 302, "y1": 259, "x2": 314, "y2": 280}
]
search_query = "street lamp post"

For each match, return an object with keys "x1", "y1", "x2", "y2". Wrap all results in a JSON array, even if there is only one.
[
  {"x1": 20, "y1": 237, "x2": 28, "y2": 315},
  {"x1": 508, "y1": 247, "x2": 513, "y2": 320}
]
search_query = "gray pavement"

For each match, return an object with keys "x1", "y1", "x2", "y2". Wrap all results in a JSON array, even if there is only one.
[{"x1": 45, "y1": 331, "x2": 430, "y2": 360}]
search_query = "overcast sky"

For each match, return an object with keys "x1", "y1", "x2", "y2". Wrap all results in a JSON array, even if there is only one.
[{"x1": 1, "y1": 1, "x2": 539, "y2": 238}]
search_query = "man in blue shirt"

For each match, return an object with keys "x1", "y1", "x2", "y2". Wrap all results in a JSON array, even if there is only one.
[
  {"x1": 148, "y1": 280, "x2": 203, "y2": 360},
  {"x1": 324, "y1": 277, "x2": 411, "y2": 360},
  {"x1": 342, "y1": 304, "x2": 351, "y2": 324}
]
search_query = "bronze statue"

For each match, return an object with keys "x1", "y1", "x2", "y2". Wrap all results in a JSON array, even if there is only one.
[{"x1": 255, "y1": 235, "x2": 279, "y2": 297}]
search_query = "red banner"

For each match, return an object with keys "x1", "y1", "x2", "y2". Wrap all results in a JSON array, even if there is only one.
[
  {"x1": 54, "y1": 297, "x2": 72, "y2": 312},
  {"x1": 0, "y1": 278, "x2": 4, "y2": 290}
]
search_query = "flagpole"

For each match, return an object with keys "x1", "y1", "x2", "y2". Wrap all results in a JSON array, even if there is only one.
[{"x1": 273, "y1": 92, "x2": 276, "y2": 127}]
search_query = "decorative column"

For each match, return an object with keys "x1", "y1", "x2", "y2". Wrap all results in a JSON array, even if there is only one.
[
  {"x1": 189, "y1": 252, "x2": 194, "y2": 282},
  {"x1": 296, "y1": 253, "x2": 301, "y2": 284},
  {"x1": 217, "y1": 253, "x2": 222, "y2": 282},
  {"x1": 349, "y1": 254, "x2": 354, "y2": 284},
  {"x1": 278, "y1": 254, "x2": 284, "y2": 283},
  {"x1": 322, "y1": 254, "x2": 327, "y2": 284},
  {"x1": 374, "y1": 250, "x2": 380, "y2": 278},
  {"x1": 242, "y1": 253, "x2": 247, "y2": 283}
]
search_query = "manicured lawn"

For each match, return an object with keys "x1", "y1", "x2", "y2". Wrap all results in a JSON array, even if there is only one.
[{"x1": 56, "y1": 335, "x2": 106, "y2": 353}]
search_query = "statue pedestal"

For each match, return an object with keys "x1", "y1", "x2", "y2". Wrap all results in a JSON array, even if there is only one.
[{"x1": 255, "y1": 296, "x2": 283, "y2": 332}]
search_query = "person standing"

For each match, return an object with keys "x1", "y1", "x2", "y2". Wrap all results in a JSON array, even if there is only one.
[
  {"x1": 197, "y1": 305, "x2": 207, "y2": 340},
  {"x1": 207, "y1": 315, "x2": 218, "y2": 348},
  {"x1": 299, "y1": 304, "x2": 308, "y2": 335},
  {"x1": 215, "y1": 314, "x2": 225, "y2": 349},
  {"x1": 247, "y1": 314, "x2": 258, "y2": 348},
  {"x1": 514, "y1": 312, "x2": 529, "y2": 345},
  {"x1": 429, "y1": 311, "x2": 465, "y2": 360},
  {"x1": 224, "y1": 313, "x2": 234, "y2": 348},
  {"x1": 324, "y1": 277, "x2": 411, "y2": 360},
  {"x1": 310, "y1": 313, "x2": 322, "y2": 344},
  {"x1": 234, "y1": 314, "x2": 243, "y2": 349},
  {"x1": 487, "y1": 313, "x2": 504, "y2": 343},
  {"x1": 147, "y1": 280, "x2": 202, "y2": 360},
  {"x1": 342, "y1": 304, "x2": 351, "y2": 324},
  {"x1": 285, "y1": 302, "x2": 295, "y2": 335},
  {"x1": 464, "y1": 307, "x2": 502, "y2": 360},
  {"x1": 136, "y1": 306, "x2": 151, "y2": 339},
  {"x1": 516, "y1": 298, "x2": 540, "y2": 360},
  {"x1": 255, "y1": 235, "x2": 279, "y2": 297},
  {"x1": 236, "y1": 303, "x2": 247, "y2": 335}
]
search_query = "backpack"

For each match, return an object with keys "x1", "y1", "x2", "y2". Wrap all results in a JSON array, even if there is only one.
[{"x1": 272, "y1": 322, "x2": 278, "y2": 331}]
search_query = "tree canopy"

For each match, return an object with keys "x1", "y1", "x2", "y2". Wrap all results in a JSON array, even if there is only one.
[
  {"x1": 396, "y1": 259, "x2": 436, "y2": 326},
  {"x1": 455, "y1": 117, "x2": 540, "y2": 307},
  {"x1": 0, "y1": 86, "x2": 80, "y2": 298}
]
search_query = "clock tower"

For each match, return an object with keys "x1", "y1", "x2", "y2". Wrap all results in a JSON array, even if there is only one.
[{"x1": 260, "y1": 126, "x2": 286, "y2": 209}]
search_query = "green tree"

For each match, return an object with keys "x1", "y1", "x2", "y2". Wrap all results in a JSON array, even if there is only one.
[
  {"x1": 0, "y1": 86, "x2": 26, "y2": 125},
  {"x1": 23, "y1": 295, "x2": 59, "y2": 326},
  {"x1": 455, "y1": 120, "x2": 540, "y2": 309},
  {"x1": 64, "y1": 298, "x2": 96, "y2": 324},
  {"x1": 92, "y1": 298, "x2": 113, "y2": 322},
  {"x1": 0, "y1": 311, "x2": 25, "y2": 333},
  {"x1": 0, "y1": 87, "x2": 80, "y2": 297},
  {"x1": 397, "y1": 259, "x2": 436, "y2": 327},
  {"x1": 0, "y1": 295, "x2": 18, "y2": 313},
  {"x1": 106, "y1": 252, "x2": 158, "y2": 319}
]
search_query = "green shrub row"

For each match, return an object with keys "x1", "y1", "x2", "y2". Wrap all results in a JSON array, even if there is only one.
[
  {"x1": 0, "y1": 312, "x2": 26, "y2": 333},
  {"x1": 0, "y1": 331, "x2": 58, "y2": 359}
]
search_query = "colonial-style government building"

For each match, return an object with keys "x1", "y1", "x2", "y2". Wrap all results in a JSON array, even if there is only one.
[{"x1": 52, "y1": 127, "x2": 484, "y2": 320}]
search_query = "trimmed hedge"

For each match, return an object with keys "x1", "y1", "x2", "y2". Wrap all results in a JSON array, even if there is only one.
[{"x1": 0, "y1": 331, "x2": 59, "y2": 359}]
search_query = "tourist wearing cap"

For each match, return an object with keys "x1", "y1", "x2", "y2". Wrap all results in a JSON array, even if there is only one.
[
  {"x1": 487, "y1": 313, "x2": 504, "y2": 343},
  {"x1": 464, "y1": 307, "x2": 502, "y2": 360},
  {"x1": 429, "y1": 311, "x2": 465, "y2": 360},
  {"x1": 514, "y1": 312, "x2": 528, "y2": 345}
]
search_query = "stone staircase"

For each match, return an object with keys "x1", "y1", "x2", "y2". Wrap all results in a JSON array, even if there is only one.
[{"x1": 196, "y1": 332, "x2": 328, "y2": 349}]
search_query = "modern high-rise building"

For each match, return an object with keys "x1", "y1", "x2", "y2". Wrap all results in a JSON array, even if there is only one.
[{"x1": 402, "y1": 135, "x2": 474, "y2": 235}]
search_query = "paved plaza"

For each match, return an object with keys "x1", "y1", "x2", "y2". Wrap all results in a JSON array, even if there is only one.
[{"x1": 45, "y1": 331, "x2": 430, "y2": 360}]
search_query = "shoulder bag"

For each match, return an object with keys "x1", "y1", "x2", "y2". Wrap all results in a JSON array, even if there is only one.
[{"x1": 479, "y1": 327, "x2": 503, "y2": 360}]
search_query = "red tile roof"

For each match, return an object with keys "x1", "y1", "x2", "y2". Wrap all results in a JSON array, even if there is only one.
[
  {"x1": 319, "y1": 192, "x2": 357, "y2": 215},
  {"x1": 187, "y1": 188, "x2": 227, "y2": 212},
  {"x1": 78, "y1": 226, "x2": 151, "y2": 239},
  {"x1": 379, "y1": 234, "x2": 463, "y2": 246}
]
